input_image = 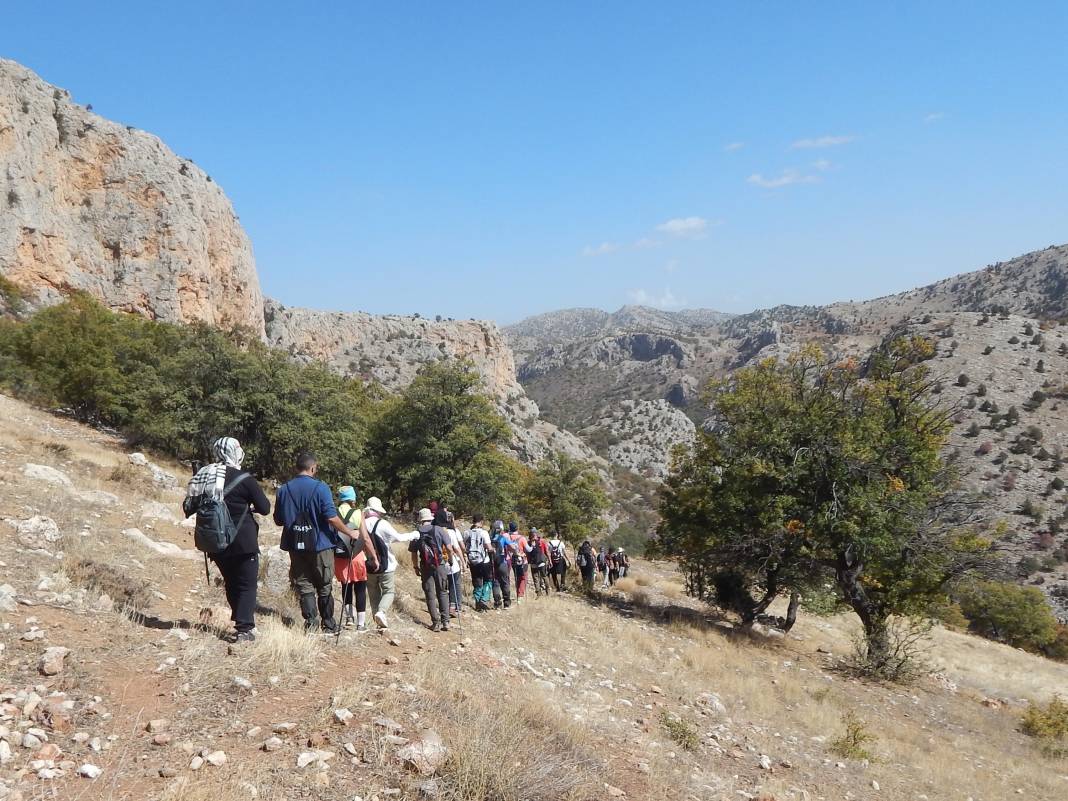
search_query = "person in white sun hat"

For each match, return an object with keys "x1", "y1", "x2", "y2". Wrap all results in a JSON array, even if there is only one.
[{"x1": 361, "y1": 495, "x2": 419, "y2": 630}]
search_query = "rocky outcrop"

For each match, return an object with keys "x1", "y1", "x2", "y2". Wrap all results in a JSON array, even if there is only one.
[
  {"x1": 581, "y1": 400, "x2": 696, "y2": 479},
  {"x1": 0, "y1": 60, "x2": 264, "y2": 334},
  {"x1": 263, "y1": 299, "x2": 601, "y2": 467}
]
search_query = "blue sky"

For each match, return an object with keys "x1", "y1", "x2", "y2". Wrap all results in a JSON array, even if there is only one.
[{"x1": 5, "y1": 3, "x2": 1068, "y2": 323}]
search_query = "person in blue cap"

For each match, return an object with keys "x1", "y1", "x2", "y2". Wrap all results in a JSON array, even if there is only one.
[{"x1": 333, "y1": 485, "x2": 367, "y2": 630}]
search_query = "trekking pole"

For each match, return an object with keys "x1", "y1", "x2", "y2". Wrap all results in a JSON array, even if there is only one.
[{"x1": 203, "y1": 553, "x2": 211, "y2": 584}]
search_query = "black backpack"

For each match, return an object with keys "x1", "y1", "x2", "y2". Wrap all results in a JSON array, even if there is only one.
[
  {"x1": 192, "y1": 470, "x2": 249, "y2": 554},
  {"x1": 278, "y1": 483, "x2": 319, "y2": 553},
  {"x1": 366, "y1": 519, "x2": 389, "y2": 574},
  {"x1": 333, "y1": 506, "x2": 363, "y2": 558}
]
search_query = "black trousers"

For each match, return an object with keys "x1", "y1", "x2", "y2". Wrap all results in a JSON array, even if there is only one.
[
  {"x1": 211, "y1": 552, "x2": 259, "y2": 633},
  {"x1": 341, "y1": 580, "x2": 367, "y2": 612}
]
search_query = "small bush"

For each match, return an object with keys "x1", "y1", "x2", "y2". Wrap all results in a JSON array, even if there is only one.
[
  {"x1": 1021, "y1": 696, "x2": 1068, "y2": 755},
  {"x1": 957, "y1": 373, "x2": 970, "y2": 387},
  {"x1": 659, "y1": 711, "x2": 699, "y2": 751},
  {"x1": 829, "y1": 711, "x2": 876, "y2": 760}
]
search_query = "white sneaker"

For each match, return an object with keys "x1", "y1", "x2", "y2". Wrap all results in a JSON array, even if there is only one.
[{"x1": 373, "y1": 611, "x2": 388, "y2": 629}]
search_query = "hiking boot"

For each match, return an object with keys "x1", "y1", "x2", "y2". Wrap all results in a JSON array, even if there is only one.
[
  {"x1": 343, "y1": 604, "x2": 355, "y2": 626},
  {"x1": 430, "y1": 622, "x2": 441, "y2": 632},
  {"x1": 440, "y1": 620, "x2": 450, "y2": 631},
  {"x1": 235, "y1": 630, "x2": 256, "y2": 643},
  {"x1": 373, "y1": 611, "x2": 389, "y2": 629},
  {"x1": 356, "y1": 623, "x2": 368, "y2": 633}
]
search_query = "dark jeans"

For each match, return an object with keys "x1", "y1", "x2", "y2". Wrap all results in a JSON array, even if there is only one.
[
  {"x1": 212, "y1": 552, "x2": 259, "y2": 633},
  {"x1": 421, "y1": 564, "x2": 450, "y2": 626},
  {"x1": 492, "y1": 559, "x2": 511, "y2": 607}
]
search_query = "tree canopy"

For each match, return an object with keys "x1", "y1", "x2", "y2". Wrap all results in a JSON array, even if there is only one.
[
  {"x1": 520, "y1": 452, "x2": 609, "y2": 544},
  {"x1": 654, "y1": 341, "x2": 993, "y2": 675}
]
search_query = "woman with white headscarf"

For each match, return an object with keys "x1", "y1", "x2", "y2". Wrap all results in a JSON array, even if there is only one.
[{"x1": 183, "y1": 436, "x2": 271, "y2": 642}]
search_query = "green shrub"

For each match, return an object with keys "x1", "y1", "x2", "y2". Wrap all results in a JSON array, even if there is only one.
[
  {"x1": 1021, "y1": 696, "x2": 1068, "y2": 755},
  {"x1": 956, "y1": 581, "x2": 1058, "y2": 651},
  {"x1": 659, "y1": 711, "x2": 699, "y2": 751},
  {"x1": 829, "y1": 711, "x2": 875, "y2": 760}
]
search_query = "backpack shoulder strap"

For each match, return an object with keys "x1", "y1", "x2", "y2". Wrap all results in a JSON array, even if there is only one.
[{"x1": 222, "y1": 471, "x2": 249, "y2": 497}]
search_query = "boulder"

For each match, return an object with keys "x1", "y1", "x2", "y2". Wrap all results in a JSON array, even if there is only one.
[
  {"x1": 122, "y1": 529, "x2": 199, "y2": 561},
  {"x1": 15, "y1": 516, "x2": 62, "y2": 549},
  {"x1": 21, "y1": 464, "x2": 73, "y2": 488}
]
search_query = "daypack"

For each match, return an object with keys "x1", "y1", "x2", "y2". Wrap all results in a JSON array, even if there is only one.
[
  {"x1": 192, "y1": 469, "x2": 250, "y2": 554},
  {"x1": 549, "y1": 540, "x2": 565, "y2": 564},
  {"x1": 333, "y1": 506, "x2": 363, "y2": 559},
  {"x1": 528, "y1": 542, "x2": 546, "y2": 567},
  {"x1": 466, "y1": 528, "x2": 489, "y2": 564},
  {"x1": 366, "y1": 519, "x2": 389, "y2": 574},
  {"x1": 419, "y1": 527, "x2": 447, "y2": 568},
  {"x1": 577, "y1": 549, "x2": 590, "y2": 568}
]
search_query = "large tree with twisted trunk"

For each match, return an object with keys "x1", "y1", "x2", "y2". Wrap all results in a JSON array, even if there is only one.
[{"x1": 654, "y1": 339, "x2": 993, "y2": 677}]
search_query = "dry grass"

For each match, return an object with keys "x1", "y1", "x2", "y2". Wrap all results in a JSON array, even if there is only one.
[
  {"x1": 375, "y1": 654, "x2": 604, "y2": 801},
  {"x1": 242, "y1": 616, "x2": 324, "y2": 678},
  {"x1": 63, "y1": 554, "x2": 155, "y2": 609}
]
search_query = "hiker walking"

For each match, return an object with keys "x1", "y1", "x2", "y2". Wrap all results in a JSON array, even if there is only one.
[
  {"x1": 577, "y1": 539, "x2": 596, "y2": 590},
  {"x1": 527, "y1": 528, "x2": 551, "y2": 597},
  {"x1": 490, "y1": 520, "x2": 512, "y2": 609},
  {"x1": 597, "y1": 546, "x2": 610, "y2": 588},
  {"x1": 274, "y1": 452, "x2": 375, "y2": 634},
  {"x1": 409, "y1": 507, "x2": 452, "y2": 631},
  {"x1": 362, "y1": 496, "x2": 418, "y2": 630},
  {"x1": 618, "y1": 548, "x2": 630, "y2": 578},
  {"x1": 464, "y1": 514, "x2": 494, "y2": 611},
  {"x1": 183, "y1": 437, "x2": 270, "y2": 643},
  {"x1": 443, "y1": 509, "x2": 465, "y2": 617},
  {"x1": 333, "y1": 486, "x2": 368, "y2": 630},
  {"x1": 547, "y1": 534, "x2": 570, "y2": 592},
  {"x1": 508, "y1": 522, "x2": 529, "y2": 603},
  {"x1": 608, "y1": 548, "x2": 621, "y2": 586}
]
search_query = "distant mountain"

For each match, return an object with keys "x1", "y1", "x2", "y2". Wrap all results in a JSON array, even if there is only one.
[{"x1": 506, "y1": 244, "x2": 1068, "y2": 618}]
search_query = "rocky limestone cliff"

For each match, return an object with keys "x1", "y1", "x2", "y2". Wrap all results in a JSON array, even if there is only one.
[
  {"x1": 0, "y1": 60, "x2": 264, "y2": 334},
  {"x1": 263, "y1": 299, "x2": 601, "y2": 466}
]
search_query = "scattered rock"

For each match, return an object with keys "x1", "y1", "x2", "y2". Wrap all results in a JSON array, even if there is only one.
[
  {"x1": 231, "y1": 676, "x2": 253, "y2": 692},
  {"x1": 605, "y1": 784, "x2": 626, "y2": 798},
  {"x1": 373, "y1": 717, "x2": 403, "y2": 734},
  {"x1": 22, "y1": 464, "x2": 73, "y2": 488},
  {"x1": 146, "y1": 719, "x2": 169, "y2": 733},
  {"x1": 77, "y1": 763, "x2": 102, "y2": 779},
  {"x1": 396, "y1": 729, "x2": 446, "y2": 776},
  {"x1": 152, "y1": 734, "x2": 171, "y2": 746},
  {"x1": 333, "y1": 708, "x2": 354, "y2": 725},
  {"x1": 204, "y1": 750, "x2": 227, "y2": 767},
  {"x1": 123, "y1": 528, "x2": 199, "y2": 560},
  {"x1": 38, "y1": 646, "x2": 70, "y2": 676},
  {"x1": 262, "y1": 737, "x2": 283, "y2": 752},
  {"x1": 759, "y1": 754, "x2": 772, "y2": 770}
]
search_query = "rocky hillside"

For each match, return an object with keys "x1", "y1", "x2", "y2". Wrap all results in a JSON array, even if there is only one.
[
  {"x1": 0, "y1": 391, "x2": 1066, "y2": 801},
  {"x1": 0, "y1": 60, "x2": 596, "y2": 474},
  {"x1": 0, "y1": 59, "x2": 264, "y2": 334},
  {"x1": 507, "y1": 245, "x2": 1068, "y2": 616}
]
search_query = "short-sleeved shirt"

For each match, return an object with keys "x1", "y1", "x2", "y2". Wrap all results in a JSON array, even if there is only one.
[
  {"x1": 409, "y1": 524, "x2": 451, "y2": 569},
  {"x1": 273, "y1": 474, "x2": 338, "y2": 553},
  {"x1": 510, "y1": 534, "x2": 529, "y2": 564}
]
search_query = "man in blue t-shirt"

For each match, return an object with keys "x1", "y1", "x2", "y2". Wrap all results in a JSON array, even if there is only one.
[{"x1": 274, "y1": 452, "x2": 374, "y2": 633}]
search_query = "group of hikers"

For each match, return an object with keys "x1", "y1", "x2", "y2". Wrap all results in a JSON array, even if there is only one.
[{"x1": 183, "y1": 437, "x2": 630, "y2": 640}]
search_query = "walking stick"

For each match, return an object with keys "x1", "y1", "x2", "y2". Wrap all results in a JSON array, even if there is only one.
[{"x1": 203, "y1": 553, "x2": 211, "y2": 584}]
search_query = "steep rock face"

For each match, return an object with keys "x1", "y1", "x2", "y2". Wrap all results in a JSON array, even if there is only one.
[
  {"x1": 580, "y1": 400, "x2": 696, "y2": 479},
  {"x1": 0, "y1": 60, "x2": 264, "y2": 334},
  {"x1": 263, "y1": 299, "x2": 601, "y2": 466}
]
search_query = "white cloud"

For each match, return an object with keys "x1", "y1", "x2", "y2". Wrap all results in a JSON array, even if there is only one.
[
  {"x1": 924, "y1": 111, "x2": 946, "y2": 123},
  {"x1": 628, "y1": 286, "x2": 686, "y2": 309},
  {"x1": 746, "y1": 169, "x2": 821, "y2": 189},
  {"x1": 812, "y1": 158, "x2": 832, "y2": 171},
  {"x1": 790, "y1": 134, "x2": 855, "y2": 149},
  {"x1": 581, "y1": 241, "x2": 620, "y2": 256},
  {"x1": 723, "y1": 141, "x2": 745, "y2": 152},
  {"x1": 632, "y1": 237, "x2": 660, "y2": 250},
  {"x1": 655, "y1": 216, "x2": 709, "y2": 238}
]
